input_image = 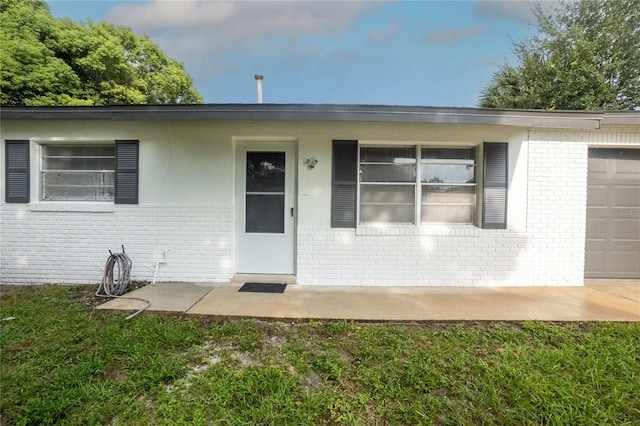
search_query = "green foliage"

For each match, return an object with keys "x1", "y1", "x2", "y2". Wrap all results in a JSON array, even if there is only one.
[
  {"x1": 0, "y1": 0, "x2": 202, "y2": 105},
  {"x1": 480, "y1": 0, "x2": 640, "y2": 110},
  {"x1": 2, "y1": 286, "x2": 640, "y2": 425}
]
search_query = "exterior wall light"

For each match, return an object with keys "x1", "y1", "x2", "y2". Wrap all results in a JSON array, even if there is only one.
[{"x1": 304, "y1": 157, "x2": 318, "y2": 169}]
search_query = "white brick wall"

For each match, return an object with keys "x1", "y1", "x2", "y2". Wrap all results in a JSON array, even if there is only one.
[
  {"x1": 2, "y1": 127, "x2": 636, "y2": 287},
  {"x1": 0, "y1": 204, "x2": 233, "y2": 284},
  {"x1": 296, "y1": 133, "x2": 604, "y2": 287},
  {"x1": 525, "y1": 137, "x2": 589, "y2": 286},
  {"x1": 296, "y1": 226, "x2": 531, "y2": 286}
]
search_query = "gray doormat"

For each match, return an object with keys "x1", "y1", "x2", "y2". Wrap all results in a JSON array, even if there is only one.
[{"x1": 238, "y1": 283, "x2": 287, "y2": 293}]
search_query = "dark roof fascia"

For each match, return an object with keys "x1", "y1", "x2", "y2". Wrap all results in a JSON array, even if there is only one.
[
  {"x1": 601, "y1": 111, "x2": 640, "y2": 126},
  {"x1": 0, "y1": 103, "x2": 629, "y2": 129}
]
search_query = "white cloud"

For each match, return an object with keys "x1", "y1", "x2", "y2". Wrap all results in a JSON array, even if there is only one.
[
  {"x1": 107, "y1": 1, "x2": 384, "y2": 54},
  {"x1": 104, "y1": 0, "x2": 386, "y2": 87},
  {"x1": 473, "y1": 0, "x2": 564, "y2": 23},
  {"x1": 424, "y1": 25, "x2": 489, "y2": 44},
  {"x1": 107, "y1": 1, "x2": 236, "y2": 31}
]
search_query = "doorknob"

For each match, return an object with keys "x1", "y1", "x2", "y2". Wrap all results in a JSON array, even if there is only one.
[{"x1": 291, "y1": 207, "x2": 294, "y2": 217}]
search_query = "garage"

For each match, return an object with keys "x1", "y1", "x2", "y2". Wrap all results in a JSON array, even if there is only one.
[{"x1": 585, "y1": 148, "x2": 640, "y2": 278}]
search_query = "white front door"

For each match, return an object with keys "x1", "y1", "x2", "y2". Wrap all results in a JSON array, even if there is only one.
[{"x1": 235, "y1": 141, "x2": 296, "y2": 274}]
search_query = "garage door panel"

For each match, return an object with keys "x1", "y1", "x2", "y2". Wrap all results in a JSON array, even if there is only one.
[
  {"x1": 612, "y1": 153, "x2": 640, "y2": 175},
  {"x1": 587, "y1": 184, "x2": 608, "y2": 208},
  {"x1": 584, "y1": 251, "x2": 605, "y2": 274},
  {"x1": 586, "y1": 206, "x2": 607, "y2": 220},
  {"x1": 585, "y1": 217, "x2": 606, "y2": 239},
  {"x1": 610, "y1": 252, "x2": 640, "y2": 274},
  {"x1": 585, "y1": 148, "x2": 640, "y2": 279},
  {"x1": 587, "y1": 154, "x2": 608, "y2": 175},
  {"x1": 612, "y1": 185, "x2": 640, "y2": 207},
  {"x1": 610, "y1": 217, "x2": 640, "y2": 240},
  {"x1": 608, "y1": 240, "x2": 640, "y2": 252}
]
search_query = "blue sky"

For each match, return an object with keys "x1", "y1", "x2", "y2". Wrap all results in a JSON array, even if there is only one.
[{"x1": 45, "y1": 1, "x2": 548, "y2": 107}]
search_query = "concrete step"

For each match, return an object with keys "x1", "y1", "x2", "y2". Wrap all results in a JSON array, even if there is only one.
[{"x1": 231, "y1": 274, "x2": 297, "y2": 285}]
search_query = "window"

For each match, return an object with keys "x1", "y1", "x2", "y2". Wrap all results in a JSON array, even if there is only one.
[
  {"x1": 41, "y1": 145, "x2": 115, "y2": 201},
  {"x1": 358, "y1": 145, "x2": 476, "y2": 225},
  {"x1": 359, "y1": 146, "x2": 416, "y2": 224},
  {"x1": 332, "y1": 141, "x2": 506, "y2": 229},
  {"x1": 421, "y1": 147, "x2": 476, "y2": 224}
]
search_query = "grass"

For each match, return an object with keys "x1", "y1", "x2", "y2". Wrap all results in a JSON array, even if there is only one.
[{"x1": 1, "y1": 286, "x2": 639, "y2": 425}]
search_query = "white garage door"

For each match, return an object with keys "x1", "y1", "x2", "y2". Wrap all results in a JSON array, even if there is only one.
[{"x1": 585, "y1": 148, "x2": 640, "y2": 278}]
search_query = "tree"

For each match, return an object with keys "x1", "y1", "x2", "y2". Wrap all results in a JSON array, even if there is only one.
[
  {"x1": 0, "y1": 0, "x2": 202, "y2": 105},
  {"x1": 480, "y1": 0, "x2": 640, "y2": 110}
]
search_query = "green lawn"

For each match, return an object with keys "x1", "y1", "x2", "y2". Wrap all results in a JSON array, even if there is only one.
[{"x1": 1, "y1": 285, "x2": 639, "y2": 425}]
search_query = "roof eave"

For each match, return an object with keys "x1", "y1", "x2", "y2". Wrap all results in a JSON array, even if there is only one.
[{"x1": 0, "y1": 103, "x2": 624, "y2": 130}]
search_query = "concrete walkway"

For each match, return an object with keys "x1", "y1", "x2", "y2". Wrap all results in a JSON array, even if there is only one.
[{"x1": 96, "y1": 280, "x2": 640, "y2": 321}]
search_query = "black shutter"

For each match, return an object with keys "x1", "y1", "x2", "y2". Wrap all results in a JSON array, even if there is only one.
[
  {"x1": 331, "y1": 140, "x2": 358, "y2": 228},
  {"x1": 5, "y1": 140, "x2": 30, "y2": 203},
  {"x1": 483, "y1": 142, "x2": 508, "y2": 229},
  {"x1": 115, "y1": 140, "x2": 139, "y2": 204}
]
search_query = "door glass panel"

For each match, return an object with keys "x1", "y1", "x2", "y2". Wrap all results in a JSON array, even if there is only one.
[
  {"x1": 246, "y1": 152, "x2": 285, "y2": 192},
  {"x1": 245, "y1": 151, "x2": 285, "y2": 233},
  {"x1": 246, "y1": 194, "x2": 284, "y2": 233}
]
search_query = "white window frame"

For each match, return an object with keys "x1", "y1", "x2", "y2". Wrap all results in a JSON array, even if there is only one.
[
  {"x1": 358, "y1": 145, "x2": 417, "y2": 225},
  {"x1": 39, "y1": 142, "x2": 116, "y2": 202},
  {"x1": 357, "y1": 143, "x2": 477, "y2": 226}
]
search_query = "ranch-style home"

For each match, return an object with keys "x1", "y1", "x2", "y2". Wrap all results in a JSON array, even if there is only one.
[{"x1": 1, "y1": 104, "x2": 639, "y2": 286}]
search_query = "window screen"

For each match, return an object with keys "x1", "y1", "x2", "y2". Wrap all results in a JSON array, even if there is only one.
[{"x1": 41, "y1": 145, "x2": 115, "y2": 201}]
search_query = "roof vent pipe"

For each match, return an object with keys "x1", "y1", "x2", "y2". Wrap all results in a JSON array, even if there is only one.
[{"x1": 254, "y1": 74, "x2": 263, "y2": 104}]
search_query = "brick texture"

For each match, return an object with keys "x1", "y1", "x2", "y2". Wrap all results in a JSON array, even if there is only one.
[
  {"x1": 0, "y1": 204, "x2": 233, "y2": 284},
  {"x1": 296, "y1": 226, "x2": 531, "y2": 286},
  {"x1": 525, "y1": 136, "x2": 588, "y2": 286},
  {"x1": 2, "y1": 128, "x2": 637, "y2": 287},
  {"x1": 297, "y1": 129, "x2": 638, "y2": 286}
]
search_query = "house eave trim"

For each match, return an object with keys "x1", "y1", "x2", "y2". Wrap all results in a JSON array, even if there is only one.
[{"x1": 1, "y1": 103, "x2": 634, "y2": 129}]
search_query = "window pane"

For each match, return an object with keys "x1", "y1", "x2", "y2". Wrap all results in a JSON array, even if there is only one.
[
  {"x1": 422, "y1": 147, "x2": 474, "y2": 160},
  {"x1": 246, "y1": 194, "x2": 284, "y2": 233},
  {"x1": 422, "y1": 185, "x2": 475, "y2": 203},
  {"x1": 360, "y1": 204, "x2": 414, "y2": 224},
  {"x1": 360, "y1": 184, "x2": 415, "y2": 224},
  {"x1": 44, "y1": 145, "x2": 115, "y2": 157},
  {"x1": 360, "y1": 147, "x2": 416, "y2": 163},
  {"x1": 422, "y1": 164, "x2": 475, "y2": 183},
  {"x1": 360, "y1": 164, "x2": 416, "y2": 182},
  {"x1": 43, "y1": 157, "x2": 115, "y2": 171},
  {"x1": 246, "y1": 152, "x2": 285, "y2": 193},
  {"x1": 43, "y1": 171, "x2": 114, "y2": 187},
  {"x1": 421, "y1": 147, "x2": 475, "y2": 184},
  {"x1": 42, "y1": 172, "x2": 115, "y2": 201},
  {"x1": 41, "y1": 144, "x2": 115, "y2": 201},
  {"x1": 422, "y1": 204, "x2": 474, "y2": 224},
  {"x1": 360, "y1": 184, "x2": 414, "y2": 203},
  {"x1": 421, "y1": 185, "x2": 475, "y2": 224}
]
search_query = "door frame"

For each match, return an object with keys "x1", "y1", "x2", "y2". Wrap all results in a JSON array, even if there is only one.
[{"x1": 233, "y1": 138, "x2": 298, "y2": 274}]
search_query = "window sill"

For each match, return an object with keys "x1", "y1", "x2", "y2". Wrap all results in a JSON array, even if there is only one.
[
  {"x1": 356, "y1": 224, "x2": 481, "y2": 237},
  {"x1": 29, "y1": 202, "x2": 114, "y2": 213}
]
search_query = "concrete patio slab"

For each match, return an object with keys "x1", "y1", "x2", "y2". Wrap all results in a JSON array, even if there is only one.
[
  {"x1": 96, "y1": 280, "x2": 640, "y2": 321},
  {"x1": 585, "y1": 279, "x2": 640, "y2": 303},
  {"x1": 186, "y1": 283, "x2": 640, "y2": 321},
  {"x1": 96, "y1": 282, "x2": 216, "y2": 312}
]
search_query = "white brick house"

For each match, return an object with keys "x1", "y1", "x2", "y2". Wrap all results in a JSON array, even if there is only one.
[{"x1": 1, "y1": 105, "x2": 638, "y2": 286}]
